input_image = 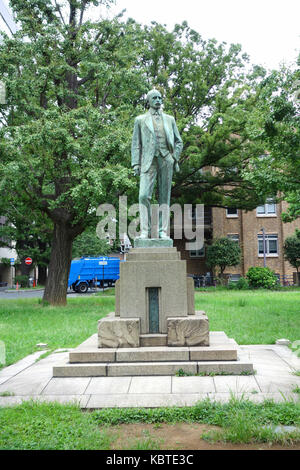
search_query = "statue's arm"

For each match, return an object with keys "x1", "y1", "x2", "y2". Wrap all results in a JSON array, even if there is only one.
[
  {"x1": 172, "y1": 117, "x2": 183, "y2": 162},
  {"x1": 131, "y1": 117, "x2": 142, "y2": 171}
]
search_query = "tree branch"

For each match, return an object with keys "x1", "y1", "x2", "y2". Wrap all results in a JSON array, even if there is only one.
[
  {"x1": 54, "y1": 0, "x2": 66, "y2": 26},
  {"x1": 79, "y1": 0, "x2": 88, "y2": 27}
]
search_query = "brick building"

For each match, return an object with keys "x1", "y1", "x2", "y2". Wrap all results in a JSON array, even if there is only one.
[{"x1": 173, "y1": 200, "x2": 300, "y2": 284}]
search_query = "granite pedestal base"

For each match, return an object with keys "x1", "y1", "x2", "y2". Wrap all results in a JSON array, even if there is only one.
[{"x1": 53, "y1": 330, "x2": 254, "y2": 377}]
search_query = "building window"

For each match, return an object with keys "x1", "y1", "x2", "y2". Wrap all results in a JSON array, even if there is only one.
[
  {"x1": 189, "y1": 246, "x2": 205, "y2": 258},
  {"x1": 258, "y1": 234, "x2": 278, "y2": 256},
  {"x1": 226, "y1": 208, "x2": 238, "y2": 218},
  {"x1": 229, "y1": 274, "x2": 241, "y2": 282},
  {"x1": 256, "y1": 199, "x2": 276, "y2": 217},
  {"x1": 227, "y1": 234, "x2": 240, "y2": 244}
]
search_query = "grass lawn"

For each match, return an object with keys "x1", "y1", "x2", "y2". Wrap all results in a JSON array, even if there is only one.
[
  {"x1": 0, "y1": 295, "x2": 114, "y2": 367},
  {"x1": 0, "y1": 399, "x2": 299, "y2": 449},
  {"x1": 0, "y1": 289, "x2": 300, "y2": 450},
  {"x1": 0, "y1": 288, "x2": 299, "y2": 367},
  {"x1": 195, "y1": 288, "x2": 300, "y2": 345}
]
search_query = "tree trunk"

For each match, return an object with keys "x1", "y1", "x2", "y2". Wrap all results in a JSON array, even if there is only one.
[{"x1": 43, "y1": 223, "x2": 73, "y2": 305}]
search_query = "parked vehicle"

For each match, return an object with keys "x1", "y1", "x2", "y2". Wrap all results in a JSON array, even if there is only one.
[{"x1": 68, "y1": 257, "x2": 121, "y2": 293}]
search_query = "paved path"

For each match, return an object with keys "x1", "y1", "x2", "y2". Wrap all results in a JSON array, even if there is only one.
[
  {"x1": 0, "y1": 344, "x2": 299, "y2": 409},
  {"x1": 0, "y1": 288, "x2": 111, "y2": 299}
]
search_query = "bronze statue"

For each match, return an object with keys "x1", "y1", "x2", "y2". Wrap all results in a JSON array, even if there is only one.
[{"x1": 131, "y1": 89, "x2": 183, "y2": 239}]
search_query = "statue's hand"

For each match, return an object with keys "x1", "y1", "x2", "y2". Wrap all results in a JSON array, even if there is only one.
[
  {"x1": 174, "y1": 161, "x2": 180, "y2": 173},
  {"x1": 133, "y1": 165, "x2": 140, "y2": 176}
]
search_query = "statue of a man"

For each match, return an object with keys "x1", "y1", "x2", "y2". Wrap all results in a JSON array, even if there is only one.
[{"x1": 131, "y1": 89, "x2": 183, "y2": 239}]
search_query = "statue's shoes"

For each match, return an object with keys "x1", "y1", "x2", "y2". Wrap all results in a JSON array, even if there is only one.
[
  {"x1": 139, "y1": 232, "x2": 149, "y2": 239},
  {"x1": 159, "y1": 234, "x2": 171, "y2": 240}
]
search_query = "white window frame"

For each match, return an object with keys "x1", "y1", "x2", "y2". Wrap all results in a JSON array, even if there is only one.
[
  {"x1": 189, "y1": 246, "x2": 205, "y2": 258},
  {"x1": 256, "y1": 199, "x2": 277, "y2": 217},
  {"x1": 226, "y1": 208, "x2": 238, "y2": 218},
  {"x1": 227, "y1": 234, "x2": 240, "y2": 244},
  {"x1": 258, "y1": 234, "x2": 279, "y2": 257}
]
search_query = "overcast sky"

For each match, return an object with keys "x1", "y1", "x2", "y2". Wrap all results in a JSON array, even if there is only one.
[
  {"x1": 1, "y1": 0, "x2": 299, "y2": 70},
  {"x1": 107, "y1": 0, "x2": 300, "y2": 70}
]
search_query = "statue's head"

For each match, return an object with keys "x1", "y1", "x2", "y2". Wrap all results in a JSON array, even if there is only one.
[{"x1": 146, "y1": 89, "x2": 162, "y2": 110}]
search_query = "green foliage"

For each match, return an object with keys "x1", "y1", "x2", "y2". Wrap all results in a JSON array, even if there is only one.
[
  {"x1": 72, "y1": 227, "x2": 112, "y2": 258},
  {"x1": 242, "y1": 61, "x2": 300, "y2": 221},
  {"x1": 14, "y1": 274, "x2": 29, "y2": 288},
  {"x1": 228, "y1": 277, "x2": 249, "y2": 290},
  {"x1": 0, "y1": 400, "x2": 114, "y2": 450},
  {"x1": 0, "y1": 1, "x2": 286, "y2": 304},
  {"x1": 0, "y1": 257, "x2": 12, "y2": 267},
  {"x1": 0, "y1": 296, "x2": 114, "y2": 366},
  {"x1": 206, "y1": 237, "x2": 241, "y2": 276},
  {"x1": 195, "y1": 289, "x2": 300, "y2": 344},
  {"x1": 1, "y1": 399, "x2": 299, "y2": 449},
  {"x1": 246, "y1": 267, "x2": 278, "y2": 289},
  {"x1": 283, "y1": 230, "x2": 300, "y2": 277},
  {"x1": 92, "y1": 398, "x2": 300, "y2": 429}
]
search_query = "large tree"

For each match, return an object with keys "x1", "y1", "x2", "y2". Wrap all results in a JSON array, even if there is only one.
[
  {"x1": 241, "y1": 58, "x2": 300, "y2": 220},
  {"x1": 0, "y1": 2, "x2": 283, "y2": 305},
  {"x1": 0, "y1": 1, "x2": 142, "y2": 304},
  {"x1": 206, "y1": 237, "x2": 241, "y2": 281},
  {"x1": 138, "y1": 22, "x2": 270, "y2": 209},
  {"x1": 283, "y1": 229, "x2": 300, "y2": 285}
]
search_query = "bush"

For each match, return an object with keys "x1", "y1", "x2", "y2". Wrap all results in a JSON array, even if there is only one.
[
  {"x1": 14, "y1": 275, "x2": 29, "y2": 288},
  {"x1": 246, "y1": 267, "x2": 277, "y2": 289},
  {"x1": 228, "y1": 277, "x2": 249, "y2": 290}
]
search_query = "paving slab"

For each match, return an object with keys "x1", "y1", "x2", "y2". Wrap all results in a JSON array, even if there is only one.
[
  {"x1": 85, "y1": 377, "x2": 132, "y2": 395},
  {"x1": 0, "y1": 350, "x2": 48, "y2": 379},
  {"x1": 172, "y1": 376, "x2": 215, "y2": 394},
  {"x1": 213, "y1": 375, "x2": 261, "y2": 393},
  {"x1": 42, "y1": 377, "x2": 91, "y2": 395},
  {"x1": 0, "y1": 340, "x2": 299, "y2": 409},
  {"x1": 0, "y1": 368, "x2": 52, "y2": 396},
  {"x1": 85, "y1": 393, "x2": 210, "y2": 409},
  {"x1": 255, "y1": 375, "x2": 300, "y2": 394},
  {"x1": 129, "y1": 376, "x2": 171, "y2": 394}
]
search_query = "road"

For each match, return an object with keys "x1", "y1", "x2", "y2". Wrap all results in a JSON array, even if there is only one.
[{"x1": 0, "y1": 289, "x2": 108, "y2": 300}]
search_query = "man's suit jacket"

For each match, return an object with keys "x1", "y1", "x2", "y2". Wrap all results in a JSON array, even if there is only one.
[{"x1": 131, "y1": 111, "x2": 183, "y2": 173}]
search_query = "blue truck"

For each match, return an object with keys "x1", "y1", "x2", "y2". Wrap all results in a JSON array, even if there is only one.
[{"x1": 68, "y1": 257, "x2": 121, "y2": 293}]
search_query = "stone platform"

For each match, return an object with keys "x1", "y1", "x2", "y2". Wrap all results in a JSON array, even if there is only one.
[{"x1": 53, "y1": 331, "x2": 254, "y2": 377}]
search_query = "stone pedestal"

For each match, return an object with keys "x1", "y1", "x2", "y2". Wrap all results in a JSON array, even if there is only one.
[
  {"x1": 167, "y1": 314, "x2": 209, "y2": 347},
  {"x1": 53, "y1": 244, "x2": 254, "y2": 377},
  {"x1": 116, "y1": 246, "x2": 191, "y2": 334},
  {"x1": 97, "y1": 317, "x2": 140, "y2": 349}
]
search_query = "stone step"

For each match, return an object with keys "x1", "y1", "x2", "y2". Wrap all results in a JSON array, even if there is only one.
[
  {"x1": 53, "y1": 359, "x2": 254, "y2": 377},
  {"x1": 140, "y1": 334, "x2": 167, "y2": 347},
  {"x1": 69, "y1": 345, "x2": 238, "y2": 363}
]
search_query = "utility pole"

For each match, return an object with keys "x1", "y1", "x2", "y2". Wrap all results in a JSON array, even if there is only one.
[{"x1": 261, "y1": 228, "x2": 267, "y2": 268}]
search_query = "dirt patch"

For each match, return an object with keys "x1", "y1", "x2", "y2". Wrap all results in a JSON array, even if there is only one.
[{"x1": 108, "y1": 423, "x2": 300, "y2": 451}]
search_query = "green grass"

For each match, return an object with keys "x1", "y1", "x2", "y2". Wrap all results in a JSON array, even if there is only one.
[
  {"x1": 0, "y1": 289, "x2": 299, "y2": 367},
  {"x1": 0, "y1": 296, "x2": 114, "y2": 367},
  {"x1": 1, "y1": 398, "x2": 299, "y2": 449},
  {"x1": 0, "y1": 401, "x2": 114, "y2": 450},
  {"x1": 195, "y1": 289, "x2": 300, "y2": 345}
]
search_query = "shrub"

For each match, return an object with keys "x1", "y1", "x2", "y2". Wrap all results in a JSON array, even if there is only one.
[
  {"x1": 227, "y1": 277, "x2": 249, "y2": 290},
  {"x1": 246, "y1": 267, "x2": 277, "y2": 289},
  {"x1": 14, "y1": 275, "x2": 29, "y2": 288}
]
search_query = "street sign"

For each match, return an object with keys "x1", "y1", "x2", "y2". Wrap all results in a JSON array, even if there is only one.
[
  {"x1": 10, "y1": 258, "x2": 14, "y2": 265},
  {"x1": 25, "y1": 257, "x2": 32, "y2": 266},
  {"x1": 99, "y1": 261, "x2": 107, "y2": 266}
]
